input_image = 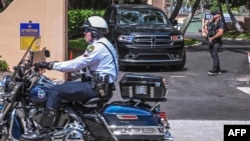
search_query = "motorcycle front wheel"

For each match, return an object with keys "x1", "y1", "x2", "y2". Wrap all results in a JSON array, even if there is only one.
[{"x1": 0, "y1": 124, "x2": 8, "y2": 141}]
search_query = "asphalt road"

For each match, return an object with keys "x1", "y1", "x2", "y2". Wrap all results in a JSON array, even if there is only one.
[{"x1": 109, "y1": 35, "x2": 250, "y2": 141}]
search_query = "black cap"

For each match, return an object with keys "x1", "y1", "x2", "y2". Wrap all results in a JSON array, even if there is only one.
[{"x1": 211, "y1": 10, "x2": 222, "y2": 15}]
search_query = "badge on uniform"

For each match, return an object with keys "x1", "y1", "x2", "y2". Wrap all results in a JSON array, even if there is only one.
[{"x1": 86, "y1": 45, "x2": 95, "y2": 53}]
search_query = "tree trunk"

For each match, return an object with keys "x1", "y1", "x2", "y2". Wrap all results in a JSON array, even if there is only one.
[
  {"x1": 225, "y1": 0, "x2": 244, "y2": 32},
  {"x1": 118, "y1": 0, "x2": 124, "y2": 4},
  {"x1": 247, "y1": 1, "x2": 250, "y2": 16},
  {"x1": 169, "y1": 0, "x2": 183, "y2": 20},
  {"x1": 217, "y1": 0, "x2": 228, "y2": 30},
  {"x1": 0, "y1": 0, "x2": 12, "y2": 10},
  {"x1": 168, "y1": 0, "x2": 175, "y2": 17},
  {"x1": 88, "y1": 0, "x2": 96, "y2": 8},
  {"x1": 180, "y1": 0, "x2": 201, "y2": 35}
]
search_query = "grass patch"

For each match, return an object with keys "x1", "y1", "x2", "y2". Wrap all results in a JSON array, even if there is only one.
[
  {"x1": 224, "y1": 30, "x2": 250, "y2": 40},
  {"x1": 184, "y1": 38, "x2": 200, "y2": 46}
]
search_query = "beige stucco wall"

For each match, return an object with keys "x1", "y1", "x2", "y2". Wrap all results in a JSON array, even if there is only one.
[
  {"x1": 148, "y1": 0, "x2": 166, "y2": 14},
  {"x1": 0, "y1": 0, "x2": 67, "y2": 81}
]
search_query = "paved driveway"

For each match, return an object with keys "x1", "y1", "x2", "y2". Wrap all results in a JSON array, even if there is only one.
[{"x1": 111, "y1": 34, "x2": 250, "y2": 141}]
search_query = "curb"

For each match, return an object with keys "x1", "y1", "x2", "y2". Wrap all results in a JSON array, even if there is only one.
[
  {"x1": 185, "y1": 37, "x2": 250, "y2": 48},
  {"x1": 184, "y1": 42, "x2": 202, "y2": 48},
  {"x1": 223, "y1": 37, "x2": 250, "y2": 41}
]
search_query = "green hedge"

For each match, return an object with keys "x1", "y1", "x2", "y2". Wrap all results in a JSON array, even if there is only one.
[
  {"x1": 0, "y1": 55, "x2": 9, "y2": 71},
  {"x1": 68, "y1": 9, "x2": 105, "y2": 51},
  {"x1": 68, "y1": 38, "x2": 88, "y2": 51},
  {"x1": 68, "y1": 9, "x2": 105, "y2": 39}
]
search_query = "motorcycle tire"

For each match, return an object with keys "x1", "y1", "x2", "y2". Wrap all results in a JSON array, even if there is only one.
[{"x1": 0, "y1": 125, "x2": 8, "y2": 141}]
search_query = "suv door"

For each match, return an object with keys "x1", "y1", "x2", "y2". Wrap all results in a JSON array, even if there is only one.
[{"x1": 104, "y1": 7, "x2": 116, "y2": 44}]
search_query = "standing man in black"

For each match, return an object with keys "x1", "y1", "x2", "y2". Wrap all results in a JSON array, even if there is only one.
[{"x1": 205, "y1": 11, "x2": 225, "y2": 76}]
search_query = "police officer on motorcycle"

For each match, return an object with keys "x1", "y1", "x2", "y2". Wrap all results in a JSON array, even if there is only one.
[{"x1": 20, "y1": 16, "x2": 118, "y2": 141}]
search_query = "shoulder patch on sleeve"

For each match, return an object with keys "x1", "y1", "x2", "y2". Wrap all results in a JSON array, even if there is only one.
[{"x1": 86, "y1": 45, "x2": 95, "y2": 53}]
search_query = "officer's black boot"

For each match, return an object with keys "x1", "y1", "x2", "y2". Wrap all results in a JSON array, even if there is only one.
[{"x1": 20, "y1": 107, "x2": 58, "y2": 141}]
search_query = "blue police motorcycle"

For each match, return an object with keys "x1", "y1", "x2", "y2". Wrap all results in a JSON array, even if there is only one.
[{"x1": 0, "y1": 42, "x2": 173, "y2": 141}]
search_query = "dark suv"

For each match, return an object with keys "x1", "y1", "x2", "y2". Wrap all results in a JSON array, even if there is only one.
[{"x1": 104, "y1": 4, "x2": 185, "y2": 71}]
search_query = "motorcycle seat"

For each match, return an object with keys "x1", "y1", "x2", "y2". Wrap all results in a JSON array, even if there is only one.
[
  {"x1": 60, "y1": 92, "x2": 113, "y2": 107},
  {"x1": 83, "y1": 92, "x2": 113, "y2": 105},
  {"x1": 84, "y1": 97, "x2": 102, "y2": 105},
  {"x1": 60, "y1": 96, "x2": 110, "y2": 106}
]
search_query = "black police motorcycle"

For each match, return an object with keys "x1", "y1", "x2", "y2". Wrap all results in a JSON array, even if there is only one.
[{"x1": 0, "y1": 39, "x2": 173, "y2": 141}]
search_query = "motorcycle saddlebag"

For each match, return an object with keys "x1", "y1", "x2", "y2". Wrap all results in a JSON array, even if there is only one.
[
  {"x1": 102, "y1": 104, "x2": 159, "y2": 126},
  {"x1": 83, "y1": 113, "x2": 116, "y2": 141},
  {"x1": 119, "y1": 73, "x2": 168, "y2": 101}
]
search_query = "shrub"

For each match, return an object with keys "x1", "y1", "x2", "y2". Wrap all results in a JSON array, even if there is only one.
[
  {"x1": 0, "y1": 55, "x2": 9, "y2": 71},
  {"x1": 68, "y1": 9, "x2": 105, "y2": 39},
  {"x1": 69, "y1": 38, "x2": 88, "y2": 51}
]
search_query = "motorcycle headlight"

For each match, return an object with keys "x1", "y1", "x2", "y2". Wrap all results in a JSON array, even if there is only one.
[
  {"x1": 0, "y1": 75, "x2": 12, "y2": 95},
  {"x1": 0, "y1": 81, "x2": 5, "y2": 94}
]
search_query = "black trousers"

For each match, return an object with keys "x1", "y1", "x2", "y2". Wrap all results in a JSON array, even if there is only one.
[
  {"x1": 209, "y1": 40, "x2": 223, "y2": 72},
  {"x1": 46, "y1": 81, "x2": 99, "y2": 110}
]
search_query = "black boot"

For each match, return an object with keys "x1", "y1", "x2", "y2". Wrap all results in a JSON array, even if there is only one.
[{"x1": 20, "y1": 107, "x2": 58, "y2": 141}]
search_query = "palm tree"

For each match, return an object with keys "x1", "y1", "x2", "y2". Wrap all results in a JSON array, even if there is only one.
[
  {"x1": 225, "y1": 0, "x2": 244, "y2": 32},
  {"x1": 0, "y1": 0, "x2": 12, "y2": 10},
  {"x1": 180, "y1": 0, "x2": 201, "y2": 35},
  {"x1": 169, "y1": 0, "x2": 184, "y2": 20}
]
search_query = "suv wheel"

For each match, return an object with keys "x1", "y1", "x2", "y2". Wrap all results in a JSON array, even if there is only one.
[{"x1": 169, "y1": 52, "x2": 186, "y2": 71}]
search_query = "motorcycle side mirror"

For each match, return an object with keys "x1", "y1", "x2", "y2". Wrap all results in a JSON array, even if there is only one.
[
  {"x1": 44, "y1": 50, "x2": 50, "y2": 58},
  {"x1": 33, "y1": 48, "x2": 50, "y2": 63}
]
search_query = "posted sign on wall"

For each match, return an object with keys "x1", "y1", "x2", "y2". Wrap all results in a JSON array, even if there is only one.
[{"x1": 20, "y1": 22, "x2": 41, "y2": 51}]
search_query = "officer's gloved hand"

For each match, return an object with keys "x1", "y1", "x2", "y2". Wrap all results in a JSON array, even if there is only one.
[{"x1": 33, "y1": 62, "x2": 54, "y2": 71}]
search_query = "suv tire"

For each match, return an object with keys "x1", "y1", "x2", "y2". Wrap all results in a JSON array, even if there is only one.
[{"x1": 169, "y1": 51, "x2": 186, "y2": 71}]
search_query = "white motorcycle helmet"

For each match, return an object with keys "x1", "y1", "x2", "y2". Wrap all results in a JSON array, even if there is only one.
[{"x1": 81, "y1": 16, "x2": 109, "y2": 36}]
